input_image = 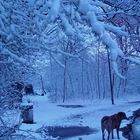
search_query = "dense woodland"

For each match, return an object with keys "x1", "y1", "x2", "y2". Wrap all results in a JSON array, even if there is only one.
[
  {"x1": 0, "y1": 0, "x2": 140, "y2": 139},
  {"x1": 1, "y1": 0, "x2": 139, "y2": 102}
]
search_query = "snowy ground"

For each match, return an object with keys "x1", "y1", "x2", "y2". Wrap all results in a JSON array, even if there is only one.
[{"x1": 20, "y1": 95, "x2": 140, "y2": 140}]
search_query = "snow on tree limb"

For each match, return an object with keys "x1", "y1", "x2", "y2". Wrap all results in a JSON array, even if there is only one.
[
  {"x1": 112, "y1": 61, "x2": 125, "y2": 79},
  {"x1": 90, "y1": 0, "x2": 108, "y2": 9},
  {"x1": 78, "y1": 0, "x2": 127, "y2": 78},
  {"x1": 40, "y1": 45, "x2": 79, "y2": 58},
  {"x1": 104, "y1": 24, "x2": 128, "y2": 36},
  {"x1": 0, "y1": 18, "x2": 5, "y2": 31},
  {"x1": 124, "y1": 57, "x2": 140, "y2": 65},
  {"x1": 57, "y1": 49, "x2": 79, "y2": 58},
  {"x1": 1, "y1": 0, "x2": 138, "y2": 79},
  {"x1": 51, "y1": 53, "x2": 65, "y2": 68},
  {"x1": 43, "y1": 0, "x2": 140, "y2": 78},
  {"x1": 102, "y1": 0, "x2": 140, "y2": 16},
  {"x1": 60, "y1": 14, "x2": 75, "y2": 36},
  {"x1": 79, "y1": 0, "x2": 92, "y2": 14},
  {"x1": 47, "y1": 0, "x2": 60, "y2": 22},
  {"x1": 1, "y1": 48, "x2": 26, "y2": 64}
]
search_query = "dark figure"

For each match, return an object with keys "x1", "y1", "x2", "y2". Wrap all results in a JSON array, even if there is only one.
[
  {"x1": 11, "y1": 82, "x2": 24, "y2": 92},
  {"x1": 24, "y1": 84, "x2": 34, "y2": 94},
  {"x1": 11, "y1": 90, "x2": 23, "y2": 103},
  {"x1": 120, "y1": 124, "x2": 132, "y2": 140},
  {"x1": 132, "y1": 108, "x2": 140, "y2": 123},
  {"x1": 10, "y1": 82, "x2": 24, "y2": 105},
  {"x1": 101, "y1": 112, "x2": 128, "y2": 140}
]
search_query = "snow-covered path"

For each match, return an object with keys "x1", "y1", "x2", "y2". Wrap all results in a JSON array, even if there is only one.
[
  {"x1": 62, "y1": 103, "x2": 139, "y2": 140},
  {"x1": 21, "y1": 95, "x2": 140, "y2": 140}
]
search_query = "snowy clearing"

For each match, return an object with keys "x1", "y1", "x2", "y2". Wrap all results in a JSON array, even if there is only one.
[{"x1": 20, "y1": 95, "x2": 140, "y2": 140}]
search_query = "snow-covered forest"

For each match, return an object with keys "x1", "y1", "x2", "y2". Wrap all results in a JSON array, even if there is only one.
[{"x1": 0, "y1": 0, "x2": 140, "y2": 140}]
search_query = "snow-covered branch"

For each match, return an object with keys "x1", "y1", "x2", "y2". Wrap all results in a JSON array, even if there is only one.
[
  {"x1": 51, "y1": 54, "x2": 65, "y2": 68},
  {"x1": 1, "y1": 48, "x2": 26, "y2": 64},
  {"x1": 78, "y1": 0, "x2": 129, "y2": 78},
  {"x1": 0, "y1": 0, "x2": 139, "y2": 79},
  {"x1": 47, "y1": 0, "x2": 60, "y2": 22},
  {"x1": 43, "y1": 0, "x2": 140, "y2": 78}
]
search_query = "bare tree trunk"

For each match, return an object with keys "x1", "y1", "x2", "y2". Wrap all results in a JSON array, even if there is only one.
[
  {"x1": 102, "y1": 62, "x2": 106, "y2": 99},
  {"x1": 49, "y1": 52, "x2": 53, "y2": 93},
  {"x1": 97, "y1": 44, "x2": 101, "y2": 99},
  {"x1": 40, "y1": 75, "x2": 47, "y2": 96},
  {"x1": 90, "y1": 64, "x2": 97, "y2": 100},
  {"x1": 63, "y1": 57, "x2": 67, "y2": 103},
  {"x1": 54, "y1": 78, "x2": 58, "y2": 102},
  {"x1": 67, "y1": 69, "x2": 75, "y2": 98},
  {"x1": 86, "y1": 69, "x2": 93, "y2": 100},
  {"x1": 107, "y1": 48, "x2": 114, "y2": 105},
  {"x1": 81, "y1": 60, "x2": 84, "y2": 99},
  {"x1": 117, "y1": 79, "x2": 122, "y2": 98}
]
